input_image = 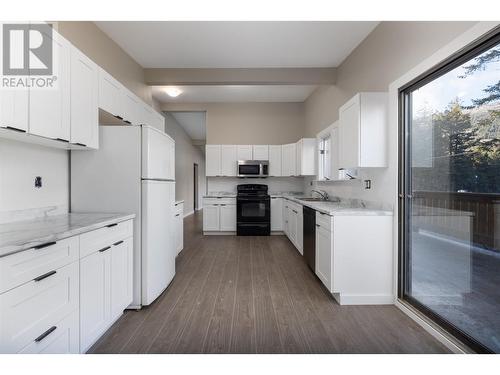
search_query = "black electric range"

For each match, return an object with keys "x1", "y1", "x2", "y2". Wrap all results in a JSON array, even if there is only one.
[{"x1": 236, "y1": 184, "x2": 270, "y2": 236}]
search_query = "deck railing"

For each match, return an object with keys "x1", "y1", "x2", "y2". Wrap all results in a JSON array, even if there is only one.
[{"x1": 413, "y1": 191, "x2": 500, "y2": 251}]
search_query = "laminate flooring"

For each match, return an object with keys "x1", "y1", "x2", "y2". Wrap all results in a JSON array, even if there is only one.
[{"x1": 88, "y1": 211, "x2": 449, "y2": 354}]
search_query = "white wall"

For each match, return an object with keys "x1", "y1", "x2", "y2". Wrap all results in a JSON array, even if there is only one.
[
  {"x1": 207, "y1": 177, "x2": 304, "y2": 195},
  {"x1": 0, "y1": 139, "x2": 69, "y2": 223},
  {"x1": 164, "y1": 113, "x2": 206, "y2": 216}
]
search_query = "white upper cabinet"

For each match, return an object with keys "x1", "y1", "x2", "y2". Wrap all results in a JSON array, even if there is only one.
[
  {"x1": 70, "y1": 45, "x2": 98, "y2": 148},
  {"x1": 330, "y1": 123, "x2": 340, "y2": 178},
  {"x1": 0, "y1": 90, "x2": 29, "y2": 133},
  {"x1": 220, "y1": 145, "x2": 238, "y2": 176},
  {"x1": 237, "y1": 145, "x2": 253, "y2": 160},
  {"x1": 122, "y1": 91, "x2": 142, "y2": 126},
  {"x1": 252, "y1": 145, "x2": 269, "y2": 160},
  {"x1": 98, "y1": 68, "x2": 123, "y2": 119},
  {"x1": 139, "y1": 102, "x2": 154, "y2": 126},
  {"x1": 206, "y1": 145, "x2": 221, "y2": 177},
  {"x1": 268, "y1": 145, "x2": 282, "y2": 177},
  {"x1": 281, "y1": 143, "x2": 297, "y2": 177},
  {"x1": 150, "y1": 111, "x2": 165, "y2": 131},
  {"x1": 338, "y1": 92, "x2": 387, "y2": 168},
  {"x1": 296, "y1": 138, "x2": 316, "y2": 176},
  {"x1": 29, "y1": 29, "x2": 71, "y2": 141}
]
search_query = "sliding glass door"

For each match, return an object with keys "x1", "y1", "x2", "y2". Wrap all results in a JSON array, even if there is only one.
[{"x1": 400, "y1": 29, "x2": 500, "y2": 353}]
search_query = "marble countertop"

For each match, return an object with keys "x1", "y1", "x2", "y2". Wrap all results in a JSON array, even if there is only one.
[
  {"x1": 281, "y1": 195, "x2": 393, "y2": 216},
  {"x1": 203, "y1": 191, "x2": 392, "y2": 216},
  {"x1": 0, "y1": 212, "x2": 135, "y2": 258}
]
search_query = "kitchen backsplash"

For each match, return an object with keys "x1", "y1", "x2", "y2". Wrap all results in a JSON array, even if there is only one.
[
  {"x1": 207, "y1": 177, "x2": 304, "y2": 195},
  {"x1": 0, "y1": 139, "x2": 69, "y2": 224}
]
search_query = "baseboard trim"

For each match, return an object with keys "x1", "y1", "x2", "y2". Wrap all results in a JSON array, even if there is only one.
[
  {"x1": 333, "y1": 293, "x2": 394, "y2": 305},
  {"x1": 203, "y1": 231, "x2": 237, "y2": 236},
  {"x1": 183, "y1": 210, "x2": 194, "y2": 218},
  {"x1": 395, "y1": 299, "x2": 471, "y2": 353}
]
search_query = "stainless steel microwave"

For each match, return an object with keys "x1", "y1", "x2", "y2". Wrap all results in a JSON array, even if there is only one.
[{"x1": 237, "y1": 160, "x2": 269, "y2": 178}]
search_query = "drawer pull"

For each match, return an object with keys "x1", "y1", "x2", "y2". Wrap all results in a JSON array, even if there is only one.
[
  {"x1": 34, "y1": 270, "x2": 57, "y2": 282},
  {"x1": 113, "y1": 240, "x2": 124, "y2": 246},
  {"x1": 175, "y1": 213, "x2": 180, "y2": 217},
  {"x1": 99, "y1": 246, "x2": 111, "y2": 253},
  {"x1": 106, "y1": 223, "x2": 118, "y2": 228},
  {"x1": 315, "y1": 224, "x2": 320, "y2": 227},
  {"x1": 33, "y1": 241, "x2": 56, "y2": 250},
  {"x1": 292, "y1": 209, "x2": 298, "y2": 214},
  {"x1": 35, "y1": 326, "x2": 57, "y2": 342},
  {"x1": 114, "y1": 115, "x2": 123, "y2": 120}
]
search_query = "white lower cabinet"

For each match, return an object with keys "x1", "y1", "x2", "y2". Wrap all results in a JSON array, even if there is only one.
[
  {"x1": 315, "y1": 218, "x2": 333, "y2": 290},
  {"x1": 79, "y1": 246, "x2": 112, "y2": 353},
  {"x1": 174, "y1": 202, "x2": 184, "y2": 254},
  {"x1": 0, "y1": 218, "x2": 134, "y2": 354},
  {"x1": 270, "y1": 197, "x2": 283, "y2": 231},
  {"x1": 0, "y1": 261, "x2": 79, "y2": 354},
  {"x1": 219, "y1": 204, "x2": 237, "y2": 231},
  {"x1": 203, "y1": 198, "x2": 237, "y2": 233},
  {"x1": 283, "y1": 200, "x2": 303, "y2": 254}
]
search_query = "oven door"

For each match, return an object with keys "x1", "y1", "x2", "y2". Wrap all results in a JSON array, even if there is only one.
[
  {"x1": 238, "y1": 162, "x2": 261, "y2": 177},
  {"x1": 237, "y1": 196, "x2": 270, "y2": 223}
]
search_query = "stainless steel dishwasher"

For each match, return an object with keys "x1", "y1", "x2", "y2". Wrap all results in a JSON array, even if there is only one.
[{"x1": 303, "y1": 206, "x2": 316, "y2": 272}]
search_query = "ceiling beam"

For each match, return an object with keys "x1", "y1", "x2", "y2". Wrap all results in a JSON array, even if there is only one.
[{"x1": 144, "y1": 68, "x2": 336, "y2": 86}]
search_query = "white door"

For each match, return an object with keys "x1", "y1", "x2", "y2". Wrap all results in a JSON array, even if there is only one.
[
  {"x1": 142, "y1": 126, "x2": 172, "y2": 180},
  {"x1": 111, "y1": 237, "x2": 133, "y2": 320},
  {"x1": 219, "y1": 205, "x2": 236, "y2": 231},
  {"x1": 203, "y1": 205, "x2": 220, "y2": 231},
  {"x1": 220, "y1": 145, "x2": 238, "y2": 176},
  {"x1": 205, "y1": 145, "x2": 221, "y2": 176},
  {"x1": 237, "y1": 145, "x2": 253, "y2": 160},
  {"x1": 80, "y1": 250, "x2": 111, "y2": 353},
  {"x1": 141, "y1": 180, "x2": 175, "y2": 305},
  {"x1": 268, "y1": 145, "x2": 282, "y2": 177},
  {"x1": 315, "y1": 225, "x2": 332, "y2": 291},
  {"x1": 29, "y1": 30, "x2": 70, "y2": 140},
  {"x1": 253, "y1": 145, "x2": 269, "y2": 160},
  {"x1": 271, "y1": 197, "x2": 283, "y2": 231},
  {"x1": 70, "y1": 45, "x2": 98, "y2": 148}
]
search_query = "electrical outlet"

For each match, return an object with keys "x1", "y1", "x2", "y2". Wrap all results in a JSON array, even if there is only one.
[
  {"x1": 364, "y1": 179, "x2": 371, "y2": 189},
  {"x1": 35, "y1": 176, "x2": 42, "y2": 188}
]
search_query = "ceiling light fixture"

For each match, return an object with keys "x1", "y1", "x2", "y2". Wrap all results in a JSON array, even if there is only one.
[{"x1": 164, "y1": 87, "x2": 182, "y2": 98}]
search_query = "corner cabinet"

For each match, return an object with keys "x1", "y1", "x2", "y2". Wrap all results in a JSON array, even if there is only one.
[{"x1": 338, "y1": 92, "x2": 387, "y2": 168}]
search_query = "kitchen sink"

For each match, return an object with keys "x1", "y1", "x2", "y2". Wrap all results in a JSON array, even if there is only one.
[{"x1": 298, "y1": 197, "x2": 325, "y2": 202}]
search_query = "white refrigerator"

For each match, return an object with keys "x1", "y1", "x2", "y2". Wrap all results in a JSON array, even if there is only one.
[{"x1": 71, "y1": 125, "x2": 176, "y2": 307}]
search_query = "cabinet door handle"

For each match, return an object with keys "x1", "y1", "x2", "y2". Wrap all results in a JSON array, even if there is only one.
[
  {"x1": 35, "y1": 326, "x2": 57, "y2": 342},
  {"x1": 99, "y1": 246, "x2": 111, "y2": 253},
  {"x1": 33, "y1": 241, "x2": 56, "y2": 250},
  {"x1": 34, "y1": 270, "x2": 56, "y2": 282},
  {"x1": 315, "y1": 224, "x2": 320, "y2": 228},
  {"x1": 220, "y1": 204, "x2": 226, "y2": 206},
  {"x1": 5, "y1": 126, "x2": 26, "y2": 133},
  {"x1": 292, "y1": 209, "x2": 298, "y2": 214},
  {"x1": 55, "y1": 138, "x2": 69, "y2": 143},
  {"x1": 175, "y1": 213, "x2": 180, "y2": 217},
  {"x1": 124, "y1": 120, "x2": 131, "y2": 124},
  {"x1": 113, "y1": 240, "x2": 124, "y2": 246},
  {"x1": 115, "y1": 115, "x2": 123, "y2": 120},
  {"x1": 106, "y1": 223, "x2": 118, "y2": 228},
  {"x1": 75, "y1": 142, "x2": 87, "y2": 147}
]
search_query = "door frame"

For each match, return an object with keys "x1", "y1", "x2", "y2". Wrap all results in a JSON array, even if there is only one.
[{"x1": 397, "y1": 26, "x2": 500, "y2": 354}]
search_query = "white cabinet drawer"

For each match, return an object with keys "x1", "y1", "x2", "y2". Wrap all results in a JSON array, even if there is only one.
[
  {"x1": 17, "y1": 310, "x2": 79, "y2": 354},
  {"x1": 0, "y1": 261, "x2": 79, "y2": 353},
  {"x1": 80, "y1": 220, "x2": 133, "y2": 258},
  {"x1": 316, "y1": 211, "x2": 333, "y2": 232},
  {"x1": 0, "y1": 237, "x2": 79, "y2": 294},
  {"x1": 203, "y1": 197, "x2": 236, "y2": 206},
  {"x1": 174, "y1": 202, "x2": 184, "y2": 215}
]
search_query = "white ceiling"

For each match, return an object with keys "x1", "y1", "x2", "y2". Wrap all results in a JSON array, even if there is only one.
[
  {"x1": 94, "y1": 21, "x2": 379, "y2": 68},
  {"x1": 169, "y1": 111, "x2": 206, "y2": 141},
  {"x1": 153, "y1": 85, "x2": 317, "y2": 103}
]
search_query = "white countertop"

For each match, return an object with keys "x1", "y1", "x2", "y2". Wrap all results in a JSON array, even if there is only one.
[
  {"x1": 0, "y1": 212, "x2": 135, "y2": 258},
  {"x1": 203, "y1": 192, "x2": 393, "y2": 216}
]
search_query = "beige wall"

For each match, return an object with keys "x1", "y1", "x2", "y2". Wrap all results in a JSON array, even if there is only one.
[
  {"x1": 303, "y1": 21, "x2": 478, "y2": 205},
  {"x1": 57, "y1": 21, "x2": 152, "y2": 105},
  {"x1": 304, "y1": 21, "x2": 477, "y2": 137},
  {"x1": 161, "y1": 102, "x2": 305, "y2": 144},
  {"x1": 164, "y1": 113, "x2": 206, "y2": 215}
]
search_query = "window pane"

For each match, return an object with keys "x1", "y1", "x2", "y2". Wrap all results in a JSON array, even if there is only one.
[{"x1": 405, "y1": 39, "x2": 500, "y2": 352}]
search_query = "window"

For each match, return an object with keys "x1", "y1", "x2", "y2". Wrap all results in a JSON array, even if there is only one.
[
  {"x1": 318, "y1": 134, "x2": 332, "y2": 181},
  {"x1": 400, "y1": 30, "x2": 500, "y2": 353}
]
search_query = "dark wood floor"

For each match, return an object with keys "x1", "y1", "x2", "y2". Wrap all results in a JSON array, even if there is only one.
[{"x1": 88, "y1": 211, "x2": 449, "y2": 354}]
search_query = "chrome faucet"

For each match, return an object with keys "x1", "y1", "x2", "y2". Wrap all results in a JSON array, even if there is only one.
[{"x1": 311, "y1": 189, "x2": 329, "y2": 201}]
